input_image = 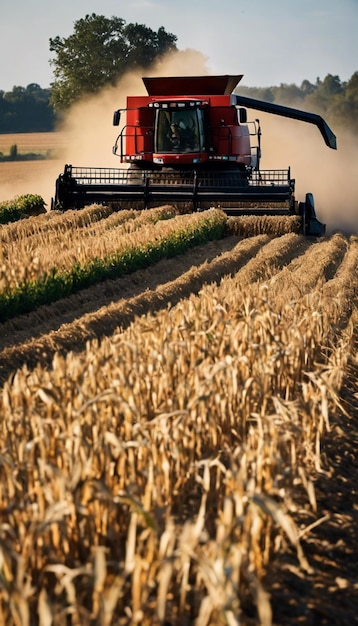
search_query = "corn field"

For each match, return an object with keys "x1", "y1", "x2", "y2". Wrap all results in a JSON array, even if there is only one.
[{"x1": 0, "y1": 205, "x2": 357, "y2": 626}]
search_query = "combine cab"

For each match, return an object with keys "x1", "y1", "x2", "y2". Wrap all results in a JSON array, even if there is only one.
[{"x1": 53, "y1": 75, "x2": 337, "y2": 235}]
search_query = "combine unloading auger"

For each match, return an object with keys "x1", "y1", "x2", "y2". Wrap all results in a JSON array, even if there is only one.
[
  {"x1": 53, "y1": 74, "x2": 336, "y2": 235},
  {"x1": 231, "y1": 94, "x2": 336, "y2": 150}
]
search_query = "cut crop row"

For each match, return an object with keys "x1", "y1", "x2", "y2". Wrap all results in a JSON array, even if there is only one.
[
  {"x1": 0, "y1": 229, "x2": 356, "y2": 625},
  {"x1": 0, "y1": 209, "x2": 227, "y2": 321}
]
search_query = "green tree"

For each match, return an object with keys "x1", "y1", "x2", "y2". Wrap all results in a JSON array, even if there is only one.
[
  {"x1": 300, "y1": 79, "x2": 315, "y2": 96},
  {"x1": 0, "y1": 84, "x2": 55, "y2": 132},
  {"x1": 328, "y1": 71, "x2": 358, "y2": 133},
  {"x1": 305, "y1": 74, "x2": 344, "y2": 113},
  {"x1": 236, "y1": 85, "x2": 275, "y2": 103},
  {"x1": 271, "y1": 82, "x2": 304, "y2": 106},
  {"x1": 49, "y1": 14, "x2": 177, "y2": 111}
]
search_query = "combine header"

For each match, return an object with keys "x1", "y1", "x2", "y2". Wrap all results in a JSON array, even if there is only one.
[{"x1": 53, "y1": 75, "x2": 336, "y2": 234}]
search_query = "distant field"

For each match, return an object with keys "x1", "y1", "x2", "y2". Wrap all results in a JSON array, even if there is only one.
[
  {"x1": 0, "y1": 132, "x2": 67, "y2": 203},
  {"x1": 0, "y1": 159, "x2": 63, "y2": 189},
  {"x1": 0, "y1": 131, "x2": 68, "y2": 157}
]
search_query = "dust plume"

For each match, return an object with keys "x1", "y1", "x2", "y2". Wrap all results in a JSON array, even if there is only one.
[
  {"x1": 0, "y1": 49, "x2": 209, "y2": 207},
  {"x1": 0, "y1": 158, "x2": 68, "y2": 209},
  {"x1": 57, "y1": 49, "x2": 210, "y2": 169},
  {"x1": 257, "y1": 113, "x2": 358, "y2": 234},
  {"x1": 2, "y1": 49, "x2": 356, "y2": 236}
]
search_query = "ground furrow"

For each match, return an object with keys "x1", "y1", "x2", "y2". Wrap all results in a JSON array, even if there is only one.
[{"x1": 0, "y1": 234, "x2": 266, "y2": 381}]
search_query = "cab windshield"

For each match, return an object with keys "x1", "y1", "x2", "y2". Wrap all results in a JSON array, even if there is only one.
[{"x1": 156, "y1": 109, "x2": 201, "y2": 153}]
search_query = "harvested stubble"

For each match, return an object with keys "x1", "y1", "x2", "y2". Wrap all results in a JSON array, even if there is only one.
[
  {"x1": 226, "y1": 214, "x2": 302, "y2": 237},
  {"x1": 0, "y1": 230, "x2": 356, "y2": 625},
  {"x1": 0, "y1": 203, "x2": 117, "y2": 244},
  {"x1": 0, "y1": 204, "x2": 177, "y2": 247},
  {"x1": 0, "y1": 232, "x2": 310, "y2": 375}
]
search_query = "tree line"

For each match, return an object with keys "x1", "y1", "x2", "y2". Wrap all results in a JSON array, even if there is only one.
[
  {"x1": 0, "y1": 84, "x2": 55, "y2": 133},
  {"x1": 238, "y1": 72, "x2": 358, "y2": 135},
  {"x1": 0, "y1": 14, "x2": 177, "y2": 134},
  {"x1": 0, "y1": 13, "x2": 356, "y2": 135}
]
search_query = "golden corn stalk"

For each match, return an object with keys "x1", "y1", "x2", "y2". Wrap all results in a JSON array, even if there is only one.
[{"x1": 0, "y1": 204, "x2": 356, "y2": 625}]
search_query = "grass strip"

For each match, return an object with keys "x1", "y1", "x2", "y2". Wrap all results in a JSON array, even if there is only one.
[{"x1": 0, "y1": 210, "x2": 226, "y2": 322}]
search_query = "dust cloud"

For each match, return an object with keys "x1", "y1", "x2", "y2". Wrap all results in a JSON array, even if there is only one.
[
  {"x1": 257, "y1": 113, "x2": 358, "y2": 234},
  {"x1": 0, "y1": 160, "x2": 64, "y2": 208},
  {"x1": 0, "y1": 49, "x2": 209, "y2": 207},
  {"x1": 1, "y1": 49, "x2": 356, "y2": 234},
  {"x1": 57, "y1": 50, "x2": 210, "y2": 168}
]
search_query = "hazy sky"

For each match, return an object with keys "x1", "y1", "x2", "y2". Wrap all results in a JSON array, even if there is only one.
[{"x1": 1, "y1": 0, "x2": 357, "y2": 91}]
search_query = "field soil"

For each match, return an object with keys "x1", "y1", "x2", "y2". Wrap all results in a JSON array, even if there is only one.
[
  {"x1": 0, "y1": 132, "x2": 68, "y2": 203},
  {"x1": 265, "y1": 357, "x2": 358, "y2": 626},
  {"x1": 0, "y1": 132, "x2": 68, "y2": 155},
  {"x1": 1, "y1": 228, "x2": 357, "y2": 625},
  {"x1": 0, "y1": 159, "x2": 64, "y2": 204}
]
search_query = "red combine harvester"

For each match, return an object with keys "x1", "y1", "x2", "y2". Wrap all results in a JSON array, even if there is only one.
[{"x1": 53, "y1": 75, "x2": 336, "y2": 234}]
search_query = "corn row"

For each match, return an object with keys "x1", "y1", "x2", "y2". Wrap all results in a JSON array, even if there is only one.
[
  {"x1": 0, "y1": 208, "x2": 225, "y2": 294},
  {"x1": 0, "y1": 230, "x2": 356, "y2": 624},
  {"x1": 0, "y1": 203, "x2": 115, "y2": 243},
  {"x1": 0, "y1": 209, "x2": 227, "y2": 321}
]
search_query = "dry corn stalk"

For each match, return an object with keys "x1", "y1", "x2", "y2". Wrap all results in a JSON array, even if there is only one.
[{"x1": 0, "y1": 210, "x2": 356, "y2": 625}]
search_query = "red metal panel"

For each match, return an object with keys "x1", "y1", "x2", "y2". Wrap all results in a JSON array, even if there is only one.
[
  {"x1": 127, "y1": 95, "x2": 151, "y2": 108},
  {"x1": 142, "y1": 75, "x2": 243, "y2": 96},
  {"x1": 125, "y1": 106, "x2": 155, "y2": 158}
]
